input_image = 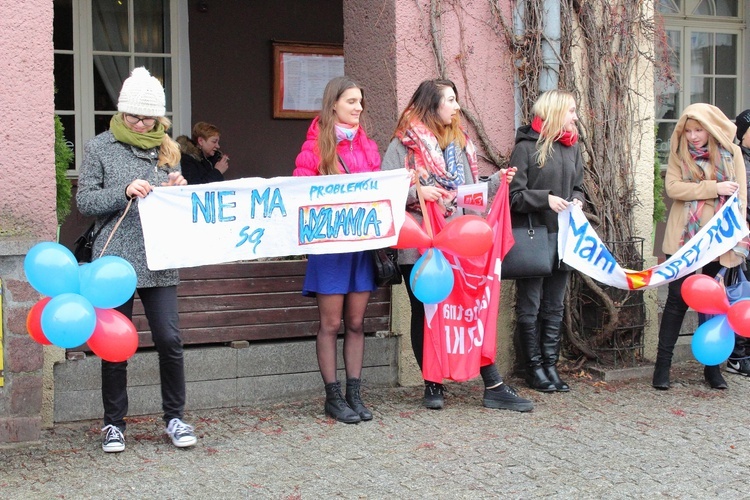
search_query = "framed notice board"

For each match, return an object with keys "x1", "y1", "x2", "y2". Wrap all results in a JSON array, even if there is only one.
[{"x1": 272, "y1": 41, "x2": 344, "y2": 119}]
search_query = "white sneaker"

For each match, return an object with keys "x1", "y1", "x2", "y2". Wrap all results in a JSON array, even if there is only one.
[
  {"x1": 166, "y1": 418, "x2": 197, "y2": 448},
  {"x1": 101, "y1": 425, "x2": 125, "y2": 453}
]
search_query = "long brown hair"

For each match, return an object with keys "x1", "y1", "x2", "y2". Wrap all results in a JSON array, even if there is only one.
[
  {"x1": 392, "y1": 79, "x2": 466, "y2": 150},
  {"x1": 317, "y1": 76, "x2": 365, "y2": 176}
]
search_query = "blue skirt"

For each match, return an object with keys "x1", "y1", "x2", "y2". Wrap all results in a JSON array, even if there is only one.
[{"x1": 302, "y1": 251, "x2": 377, "y2": 296}]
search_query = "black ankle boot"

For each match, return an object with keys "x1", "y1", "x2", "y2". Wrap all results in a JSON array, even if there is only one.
[
  {"x1": 518, "y1": 322, "x2": 556, "y2": 392},
  {"x1": 652, "y1": 362, "x2": 671, "y2": 390},
  {"x1": 541, "y1": 320, "x2": 569, "y2": 392},
  {"x1": 324, "y1": 381, "x2": 361, "y2": 423},
  {"x1": 345, "y1": 378, "x2": 372, "y2": 421},
  {"x1": 544, "y1": 365, "x2": 570, "y2": 392},
  {"x1": 704, "y1": 365, "x2": 727, "y2": 390}
]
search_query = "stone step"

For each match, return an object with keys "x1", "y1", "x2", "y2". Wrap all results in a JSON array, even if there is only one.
[{"x1": 54, "y1": 336, "x2": 398, "y2": 423}]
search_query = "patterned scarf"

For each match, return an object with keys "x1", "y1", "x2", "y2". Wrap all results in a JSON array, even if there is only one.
[
  {"x1": 680, "y1": 143, "x2": 749, "y2": 257},
  {"x1": 398, "y1": 119, "x2": 478, "y2": 193},
  {"x1": 110, "y1": 114, "x2": 165, "y2": 151}
]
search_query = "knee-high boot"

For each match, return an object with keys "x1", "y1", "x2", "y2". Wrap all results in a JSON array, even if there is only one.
[
  {"x1": 541, "y1": 320, "x2": 569, "y2": 392},
  {"x1": 653, "y1": 308, "x2": 683, "y2": 390},
  {"x1": 517, "y1": 321, "x2": 556, "y2": 392}
]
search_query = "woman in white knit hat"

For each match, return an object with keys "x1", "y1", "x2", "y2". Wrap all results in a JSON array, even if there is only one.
[{"x1": 77, "y1": 67, "x2": 197, "y2": 452}]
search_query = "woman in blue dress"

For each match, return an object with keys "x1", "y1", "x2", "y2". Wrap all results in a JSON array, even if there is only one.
[{"x1": 293, "y1": 76, "x2": 381, "y2": 423}]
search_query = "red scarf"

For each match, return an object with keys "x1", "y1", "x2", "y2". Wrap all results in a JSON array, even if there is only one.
[{"x1": 531, "y1": 116, "x2": 578, "y2": 146}]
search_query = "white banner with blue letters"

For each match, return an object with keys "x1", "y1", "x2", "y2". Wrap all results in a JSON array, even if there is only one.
[
  {"x1": 139, "y1": 169, "x2": 411, "y2": 270},
  {"x1": 557, "y1": 192, "x2": 749, "y2": 290}
]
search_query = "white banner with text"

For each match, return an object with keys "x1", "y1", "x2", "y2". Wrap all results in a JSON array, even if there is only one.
[
  {"x1": 139, "y1": 169, "x2": 411, "y2": 270},
  {"x1": 558, "y1": 192, "x2": 749, "y2": 290}
]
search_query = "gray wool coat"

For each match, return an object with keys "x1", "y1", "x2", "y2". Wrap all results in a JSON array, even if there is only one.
[{"x1": 76, "y1": 130, "x2": 181, "y2": 288}]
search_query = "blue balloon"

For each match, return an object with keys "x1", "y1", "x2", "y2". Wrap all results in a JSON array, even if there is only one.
[
  {"x1": 691, "y1": 315, "x2": 735, "y2": 366},
  {"x1": 40, "y1": 293, "x2": 96, "y2": 348},
  {"x1": 24, "y1": 242, "x2": 80, "y2": 296},
  {"x1": 410, "y1": 249, "x2": 454, "y2": 304},
  {"x1": 79, "y1": 256, "x2": 137, "y2": 309}
]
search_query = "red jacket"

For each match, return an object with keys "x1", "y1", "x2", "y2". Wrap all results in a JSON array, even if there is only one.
[{"x1": 293, "y1": 116, "x2": 381, "y2": 176}]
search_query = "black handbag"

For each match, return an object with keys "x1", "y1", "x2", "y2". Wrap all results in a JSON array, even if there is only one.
[
  {"x1": 501, "y1": 214, "x2": 556, "y2": 280},
  {"x1": 72, "y1": 204, "x2": 129, "y2": 263},
  {"x1": 73, "y1": 214, "x2": 116, "y2": 263},
  {"x1": 371, "y1": 248, "x2": 403, "y2": 287}
]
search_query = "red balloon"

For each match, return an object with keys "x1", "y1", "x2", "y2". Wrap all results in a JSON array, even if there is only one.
[
  {"x1": 393, "y1": 213, "x2": 433, "y2": 249},
  {"x1": 26, "y1": 297, "x2": 52, "y2": 345},
  {"x1": 681, "y1": 274, "x2": 730, "y2": 315},
  {"x1": 87, "y1": 309, "x2": 139, "y2": 362},
  {"x1": 433, "y1": 215, "x2": 493, "y2": 257},
  {"x1": 727, "y1": 299, "x2": 750, "y2": 338}
]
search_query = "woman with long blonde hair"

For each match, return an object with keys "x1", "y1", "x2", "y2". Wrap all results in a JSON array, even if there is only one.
[
  {"x1": 509, "y1": 89, "x2": 586, "y2": 393},
  {"x1": 77, "y1": 67, "x2": 196, "y2": 453},
  {"x1": 654, "y1": 103, "x2": 747, "y2": 390}
]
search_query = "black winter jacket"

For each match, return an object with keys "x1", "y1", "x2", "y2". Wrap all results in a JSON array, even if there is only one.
[{"x1": 508, "y1": 125, "x2": 585, "y2": 232}]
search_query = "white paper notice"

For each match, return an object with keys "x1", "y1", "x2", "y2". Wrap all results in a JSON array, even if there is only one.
[{"x1": 282, "y1": 53, "x2": 345, "y2": 111}]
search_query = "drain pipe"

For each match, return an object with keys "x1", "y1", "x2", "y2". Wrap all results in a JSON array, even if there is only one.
[
  {"x1": 513, "y1": 1, "x2": 525, "y2": 131},
  {"x1": 540, "y1": 0, "x2": 561, "y2": 92},
  {"x1": 513, "y1": 0, "x2": 561, "y2": 129}
]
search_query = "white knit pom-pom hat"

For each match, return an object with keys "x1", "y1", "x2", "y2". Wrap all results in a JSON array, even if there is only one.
[{"x1": 117, "y1": 67, "x2": 166, "y2": 117}]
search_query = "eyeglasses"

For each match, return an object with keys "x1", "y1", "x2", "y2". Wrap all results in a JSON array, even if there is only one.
[{"x1": 124, "y1": 114, "x2": 157, "y2": 127}]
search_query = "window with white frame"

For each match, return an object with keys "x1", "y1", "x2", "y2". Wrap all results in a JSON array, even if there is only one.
[
  {"x1": 654, "y1": 0, "x2": 743, "y2": 162},
  {"x1": 54, "y1": 0, "x2": 187, "y2": 173}
]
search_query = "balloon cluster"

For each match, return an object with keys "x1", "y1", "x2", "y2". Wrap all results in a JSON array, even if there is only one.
[
  {"x1": 24, "y1": 242, "x2": 139, "y2": 362},
  {"x1": 681, "y1": 274, "x2": 750, "y2": 365},
  {"x1": 393, "y1": 213, "x2": 493, "y2": 304}
]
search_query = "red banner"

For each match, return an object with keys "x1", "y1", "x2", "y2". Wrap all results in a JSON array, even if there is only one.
[{"x1": 422, "y1": 179, "x2": 514, "y2": 382}]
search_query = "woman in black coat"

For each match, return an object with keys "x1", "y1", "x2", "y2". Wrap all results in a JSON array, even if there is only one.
[{"x1": 509, "y1": 89, "x2": 585, "y2": 393}]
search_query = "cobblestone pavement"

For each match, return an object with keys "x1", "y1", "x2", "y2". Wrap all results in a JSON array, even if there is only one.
[{"x1": 2, "y1": 361, "x2": 750, "y2": 499}]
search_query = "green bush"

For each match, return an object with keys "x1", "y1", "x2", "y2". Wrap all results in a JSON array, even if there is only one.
[
  {"x1": 55, "y1": 114, "x2": 73, "y2": 223},
  {"x1": 653, "y1": 128, "x2": 666, "y2": 225}
]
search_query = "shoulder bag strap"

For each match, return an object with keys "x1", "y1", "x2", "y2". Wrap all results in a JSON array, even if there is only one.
[
  {"x1": 97, "y1": 198, "x2": 134, "y2": 259},
  {"x1": 336, "y1": 154, "x2": 350, "y2": 174}
]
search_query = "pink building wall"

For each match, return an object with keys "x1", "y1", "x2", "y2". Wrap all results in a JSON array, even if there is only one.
[
  {"x1": 0, "y1": 0, "x2": 55, "y2": 443},
  {"x1": 0, "y1": 0, "x2": 56, "y2": 239},
  {"x1": 346, "y1": 0, "x2": 516, "y2": 173}
]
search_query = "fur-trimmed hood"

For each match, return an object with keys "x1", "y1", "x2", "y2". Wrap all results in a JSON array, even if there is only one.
[{"x1": 176, "y1": 135, "x2": 202, "y2": 160}]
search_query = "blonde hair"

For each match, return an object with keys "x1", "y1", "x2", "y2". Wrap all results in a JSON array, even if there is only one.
[
  {"x1": 317, "y1": 76, "x2": 365, "y2": 176},
  {"x1": 393, "y1": 79, "x2": 466, "y2": 150},
  {"x1": 531, "y1": 89, "x2": 577, "y2": 167},
  {"x1": 677, "y1": 118, "x2": 720, "y2": 180},
  {"x1": 156, "y1": 116, "x2": 181, "y2": 167}
]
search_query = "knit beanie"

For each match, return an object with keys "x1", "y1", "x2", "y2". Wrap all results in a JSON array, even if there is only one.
[
  {"x1": 735, "y1": 109, "x2": 750, "y2": 143},
  {"x1": 117, "y1": 67, "x2": 166, "y2": 117}
]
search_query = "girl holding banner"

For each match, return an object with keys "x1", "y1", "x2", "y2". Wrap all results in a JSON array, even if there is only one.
[
  {"x1": 293, "y1": 76, "x2": 381, "y2": 424},
  {"x1": 509, "y1": 90, "x2": 585, "y2": 393},
  {"x1": 654, "y1": 103, "x2": 747, "y2": 390},
  {"x1": 76, "y1": 68, "x2": 197, "y2": 452},
  {"x1": 382, "y1": 79, "x2": 532, "y2": 412}
]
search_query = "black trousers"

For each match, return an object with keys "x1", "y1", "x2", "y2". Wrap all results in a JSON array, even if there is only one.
[{"x1": 102, "y1": 285, "x2": 186, "y2": 430}]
